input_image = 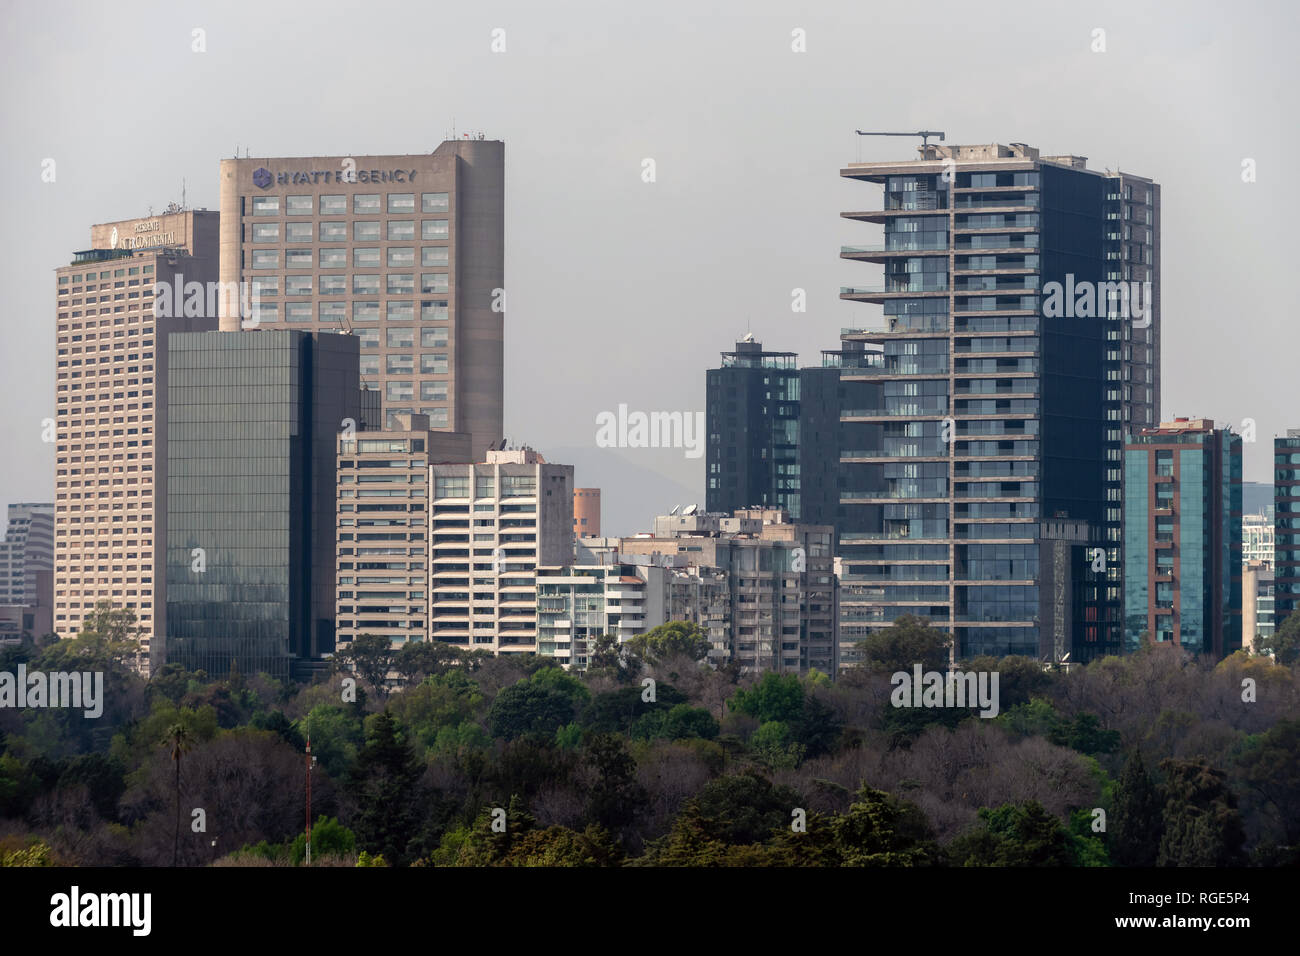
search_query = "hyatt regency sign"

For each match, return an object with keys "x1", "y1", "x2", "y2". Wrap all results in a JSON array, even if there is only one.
[{"x1": 252, "y1": 166, "x2": 418, "y2": 189}]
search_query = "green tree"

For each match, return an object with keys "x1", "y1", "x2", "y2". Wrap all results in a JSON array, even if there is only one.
[
  {"x1": 166, "y1": 722, "x2": 194, "y2": 866},
  {"x1": 948, "y1": 801, "x2": 1075, "y2": 867},
  {"x1": 335, "y1": 633, "x2": 396, "y2": 698},
  {"x1": 489, "y1": 678, "x2": 582, "y2": 740},
  {"x1": 855, "y1": 614, "x2": 950, "y2": 673},
  {"x1": 586, "y1": 634, "x2": 640, "y2": 683},
  {"x1": 582, "y1": 734, "x2": 647, "y2": 834},
  {"x1": 730, "y1": 672, "x2": 805, "y2": 724},
  {"x1": 1157, "y1": 759, "x2": 1246, "y2": 867},
  {"x1": 1261, "y1": 609, "x2": 1300, "y2": 665},
  {"x1": 832, "y1": 787, "x2": 942, "y2": 866},
  {"x1": 624, "y1": 621, "x2": 710, "y2": 664},
  {"x1": 290, "y1": 816, "x2": 356, "y2": 865},
  {"x1": 1109, "y1": 750, "x2": 1162, "y2": 866},
  {"x1": 394, "y1": 640, "x2": 463, "y2": 685},
  {"x1": 1236, "y1": 719, "x2": 1300, "y2": 850},
  {"x1": 41, "y1": 601, "x2": 143, "y2": 671},
  {"x1": 347, "y1": 710, "x2": 422, "y2": 864}
]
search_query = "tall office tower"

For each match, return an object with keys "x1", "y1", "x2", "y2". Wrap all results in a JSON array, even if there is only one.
[
  {"x1": 617, "y1": 508, "x2": 838, "y2": 673},
  {"x1": 1123, "y1": 418, "x2": 1242, "y2": 658},
  {"x1": 0, "y1": 504, "x2": 54, "y2": 606},
  {"x1": 54, "y1": 209, "x2": 220, "y2": 670},
  {"x1": 428, "y1": 448, "x2": 574, "y2": 654},
  {"x1": 335, "y1": 413, "x2": 472, "y2": 651},
  {"x1": 573, "y1": 488, "x2": 601, "y2": 538},
  {"x1": 837, "y1": 142, "x2": 1158, "y2": 663},
  {"x1": 218, "y1": 140, "x2": 504, "y2": 456},
  {"x1": 705, "y1": 337, "x2": 841, "y2": 530},
  {"x1": 1276, "y1": 428, "x2": 1300, "y2": 630},
  {"x1": 165, "y1": 330, "x2": 360, "y2": 680}
]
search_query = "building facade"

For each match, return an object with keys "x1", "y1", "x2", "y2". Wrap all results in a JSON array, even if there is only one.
[
  {"x1": 217, "y1": 141, "x2": 504, "y2": 456},
  {"x1": 53, "y1": 209, "x2": 221, "y2": 669},
  {"x1": 0, "y1": 504, "x2": 54, "y2": 607},
  {"x1": 164, "y1": 330, "x2": 361, "y2": 679},
  {"x1": 1276, "y1": 429, "x2": 1300, "y2": 632},
  {"x1": 1243, "y1": 511, "x2": 1275, "y2": 569},
  {"x1": 428, "y1": 449, "x2": 574, "y2": 654},
  {"x1": 334, "y1": 414, "x2": 471, "y2": 651},
  {"x1": 1123, "y1": 418, "x2": 1242, "y2": 658},
  {"x1": 574, "y1": 488, "x2": 601, "y2": 538},
  {"x1": 836, "y1": 142, "x2": 1159, "y2": 663}
]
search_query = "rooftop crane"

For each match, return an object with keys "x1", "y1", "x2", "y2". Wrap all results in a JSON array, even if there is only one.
[{"x1": 854, "y1": 130, "x2": 946, "y2": 147}]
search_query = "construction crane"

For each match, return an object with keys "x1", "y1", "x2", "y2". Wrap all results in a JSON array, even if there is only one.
[{"x1": 855, "y1": 130, "x2": 946, "y2": 147}]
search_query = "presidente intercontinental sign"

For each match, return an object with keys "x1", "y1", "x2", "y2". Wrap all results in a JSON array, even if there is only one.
[{"x1": 251, "y1": 165, "x2": 419, "y2": 188}]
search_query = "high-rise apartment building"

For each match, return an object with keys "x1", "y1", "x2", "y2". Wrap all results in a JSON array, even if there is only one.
[
  {"x1": 334, "y1": 413, "x2": 472, "y2": 651},
  {"x1": 1276, "y1": 428, "x2": 1300, "y2": 630},
  {"x1": 837, "y1": 142, "x2": 1158, "y2": 662},
  {"x1": 428, "y1": 448, "x2": 574, "y2": 654},
  {"x1": 1123, "y1": 418, "x2": 1242, "y2": 658},
  {"x1": 617, "y1": 508, "x2": 838, "y2": 672},
  {"x1": 1243, "y1": 560, "x2": 1274, "y2": 652},
  {"x1": 164, "y1": 330, "x2": 361, "y2": 679},
  {"x1": 217, "y1": 141, "x2": 504, "y2": 455},
  {"x1": 1243, "y1": 512, "x2": 1275, "y2": 568},
  {"x1": 0, "y1": 504, "x2": 54, "y2": 607},
  {"x1": 53, "y1": 209, "x2": 220, "y2": 668}
]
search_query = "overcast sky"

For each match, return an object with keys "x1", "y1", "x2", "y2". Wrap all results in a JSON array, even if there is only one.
[{"x1": 2, "y1": 0, "x2": 1296, "y2": 537}]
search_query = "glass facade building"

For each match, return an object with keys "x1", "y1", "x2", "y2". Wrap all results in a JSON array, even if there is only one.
[
  {"x1": 1123, "y1": 419, "x2": 1242, "y2": 658},
  {"x1": 837, "y1": 144, "x2": 1156, "y2": 662},
  {"x1": 1276, "y1": 429, "x2": 1300, "y2": 630},
  {"x1": 165, "y1": 330, "x2": 360, "y2": 679}
]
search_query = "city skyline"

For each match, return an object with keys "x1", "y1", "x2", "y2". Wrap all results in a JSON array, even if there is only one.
[{"x1": 3, "y1": 0, "x2": 1297, "y2": 538}]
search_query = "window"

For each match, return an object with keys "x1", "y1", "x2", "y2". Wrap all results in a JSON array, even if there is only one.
[
  {"x1": 353, "y1": 301, "x2": 379, "y2": 322},
  {"x1": 358, "y1": 329, "x2": 379, "y2": 349},
  {"x1": 435, "y1": 475, "x2": 470, "y2": 497},
  {"x1": 252, "y1": 196, "x2": 279, "y2": 216},
  {"x1": 421, "y1": 381, "x2": 448, "y2": 401},
  {"x1": 421, "y1": 353, "x2": 448, "y2": 374},
  {"x1": 387, "y1": 301, "x2": 414, "y2": 321},
  {"x1": 319, "y1": 248, "x2": 347, "y2": 268},
  {"x1": 388, "y1": 220, "x2": 415, "y2": 240},
  {"x1": 388, "y1": 193, "x2": 415, "y2": 213},
  {"x1": 285, "y1": 195, "x2": 312, "y2": 215},
  {"x1": 387, "y1": 381, "x2": 414, "y2": 401},
  {"x1": 285, "y1": 249, "x2": 313, "y2": 268},
  {"x1": 319, "y1": 302, "x2": 346, "y2": 322},
  {"x1": 251, "y1": 250, "x2": 279, "y2": 269},
  {"x1": 502, "y1": 475, "x2": 537, "y2": 497},
  {"x1": 387, "y1": 327, "x2": 415, "y2": 349},
  {"x1": 354, "y1": 194, "x2": 380, "y2": 214},
  {"x1": 421, "y1": 274, "x2": 448, "y2": 293},
  {"x1": 254, "y1": 302, "x2": 279, "y2": 323},
  {"x1": 320, "y1": 221, "x2": 346, "y2": 242},
  {"x1": 388, "y1": 274, "x2": 414, "y2": 295},
  {"x1": 360, "y1": 355, "x2": 379, "y2": 376},
  {"x1": 354, "y1": 220, "x2": 380, "y2": 242},
  {"x1": 421, "y1": 328, "x2": 448, "y2": 348},
  {"x1": 422, "y1": 247, "x2": 449, "y2": 267},
  {"x1": 388, "y1": 247, "x2": 415, "y2": 267},
  {"x1": 320, "y1": 195, "x2": 346, "y2": 214},
  {"x1": 285, "y1": 302, "x2": 312, "y2": 323},
  {"x1": 422, "y1": 219, "x2": 449, "y2": 240},
  {"x1": 422, "y1": 193, "x2": 449, "y2": 213},
  {"x1": 422, "y1": 300, "x2": 449, "y2": 322},
  {"x1": 387, "y1": 354, "x2": 414, "y2": 374},
  {"x1": 285, "y1": 222, "x2": 313, "y2": 242},
  {"x1": 285, "y1": 275, "x2": 313, "y2": 295},
  {"x1": 354, "y1": 248, "x2": 380, "y2": 268},
  {"x1": 251, "y1": 223, "x2": 279, "y2": 242},
  {"x1": 252, "y1": 277, "x2": 279, "y2": 296}
]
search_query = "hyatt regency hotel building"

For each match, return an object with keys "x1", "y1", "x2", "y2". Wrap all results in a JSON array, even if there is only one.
[{"x1": 217, "y1": 139, "x2": 505, "y2": 457}]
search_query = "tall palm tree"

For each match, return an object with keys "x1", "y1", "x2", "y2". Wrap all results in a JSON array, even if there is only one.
[{"x1": 167, "y1": 723, "x2": 194, "y2": 866}]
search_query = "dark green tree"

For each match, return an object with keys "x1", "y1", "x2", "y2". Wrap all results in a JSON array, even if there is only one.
[
  {"x1": 1109, "y1": 750, "x2": 1162, "y2": 866},
  {"x1": 1157, "y1": 758, "x2": 1247, "y2": 867},
  {"x1": 948, "y1": 801, "x2": 1074, "y2": 867},
  {"x1": 582, "y1": 734, "x2": 647, "y2": 834},
  {"x1": 855, "y1": 614, "x2": 950, "y2": 673},
  {"x1": 346, "y1": 710, "x2": 422, "y2": 864},
  {"x1": 1261, "y1": 609, "x2": 1300, "y2": 665},
  {"x1": 623, "y1": 621, "x2": 710, "y2": 664},
  {"x1": 832, "y1": 787, "x2": 942, "y2": 866}
]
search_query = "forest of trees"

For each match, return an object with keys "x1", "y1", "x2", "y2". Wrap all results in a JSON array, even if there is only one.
[{"x1": 2, "y1": 607, "x2": 1299, "y2": 867}]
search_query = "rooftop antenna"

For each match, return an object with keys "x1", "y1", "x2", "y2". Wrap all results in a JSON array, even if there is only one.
[
  {"x1": 182, "y1": 178, "x2": 186, "y2": 210},
  {"x1": 855, "y1": 130, "x2": 946, "y2": 161}
]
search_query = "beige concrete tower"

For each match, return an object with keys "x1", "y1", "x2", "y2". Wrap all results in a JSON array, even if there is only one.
[{"x1": 217, "y1": 140, "x2": 504, "y2": 458}]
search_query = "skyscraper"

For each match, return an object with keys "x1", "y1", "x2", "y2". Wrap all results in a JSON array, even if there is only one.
[
  {"x1": 0, "y1": 503, "x2": 53, "y2": 607},
  {"x1": 1275, "y1": 428, "x2": 1300, "y2": 631},
  {"x1": 1123, "y1": 418, "x2": 1242, "y2": 658},
  {"x1": 217, "y1": 141, "x2": 504, "y2": 456},
  {"x1": 837, "y1": 142, "x2": 1157, "y2": 662},
  {"x1": 165, "y1": 330, "x2": 361, "y2": 679},
  {"x1": 53, "y1": 209, "x2": 220, "y2": 669}
]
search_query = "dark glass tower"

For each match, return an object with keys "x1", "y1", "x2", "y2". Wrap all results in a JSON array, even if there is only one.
[
  {"x1": 165, "y1": 330, "x2": 360, "y2": 679},
  {"x1": 1276, "y1": 428, "x2": 1300, "y2": 631},
  {"x1": 837, "y1": 143, "x2": 1158, "y2": 663}
]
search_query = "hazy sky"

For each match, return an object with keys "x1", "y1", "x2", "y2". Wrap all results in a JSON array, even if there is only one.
[{"x1": 2, "y1": 0, "x2": 1296, "y2": 537}]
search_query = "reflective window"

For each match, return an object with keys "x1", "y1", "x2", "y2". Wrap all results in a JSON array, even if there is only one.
[
  {"x1": 251, "y1": 250, "x2": 279, "y2": 269},
  {"x1": 353, "y1": 194, "x2": 380, "y2": 214},
  {"x1": 320, "y1": 221, "x2": 346, "y2": 242},
  {"x1": 388, "y1": 193, "x2": 416, "y2": 213},
  {"x1": 388, "y1": 247, "x2": 415, "y2": 267},
  {"x1": 354, "y1": 248, "x2": 380, "y2": 268},
  {"x1": 285, "y1": 195, "x2": 312, "y2": 215},
  {"x1": 251, "y1": 196, "x2": 279, "y2": 216},
  {"x1": 421, "y1": 300, "x2": 448, "y2": 322},
  {"x1": 421, "y1": 247, "x2": 449, "y2": 267},
  {"x1": 353, "y1": 274, "x2": 380, "y2": 295},
  {"x1": 422, "y1": 193, "x2": 449, "y2": 213},
  {"x1": 421, "y1": 274, "x2": 448, "y2": 293},
  {"x1": 421, "y1": 353, "x2": 448, "y2": 375},
  {"x1": 285, "y1": 249, "x2": 313, "y2": 268},
  {"x1": 251, "y1": 223, "x2": 279, "y2": 242},
  {"x1": 353, "y1": 301, "x2": 379, "y2": 322},
  {"x1": 285, "y1": 222, "x2": 313, "y2": 242},
  {"x1": 285, "y1": 276, "x2": 312, "y2": 296},
  {"x1": 285, "y1": 302, "x2": 312, "y2": 322},
  {"x1": 320, "y1": 195, "x2": 346, "y2": 214},
  {"x1": 387, "y1": 328, "x2": 414, "y2": 349},
  {"x1": 388, "y1": 221, "x2": 415, "y2": 240},
  {"x1": 387, "y1": 274, "x2": 414, "y2": 295},
  {"x1": 422, "y1": 219, "x2": 449, "y2": 240},
  {"x1": 387, "y1": 301, "x2": 414, "y2": 321},
  {"x1": 354, "y1": 221, "x2": 380, "y2": 242},
  {"x1": 319, "y1": 248, "x2": 346, "y2": 268},
  {"x1": 421, "y1": 328, "x2": 448, "y2": 348}
]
